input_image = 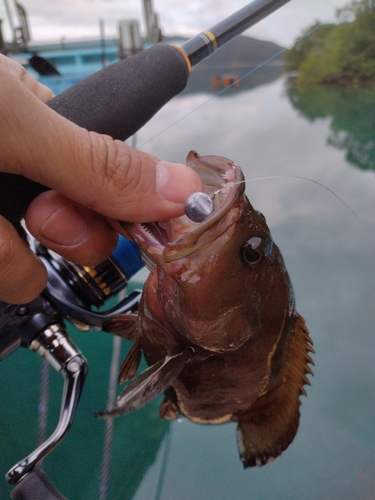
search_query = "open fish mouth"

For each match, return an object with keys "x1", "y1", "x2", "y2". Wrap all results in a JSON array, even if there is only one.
[{"x1": 125, "y1": 151, "x2": 245, "y2": 263}]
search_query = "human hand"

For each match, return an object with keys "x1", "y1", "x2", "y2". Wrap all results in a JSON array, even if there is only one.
[{"x1": 0, "y1": 55, "x2": 202, "y2": 303}]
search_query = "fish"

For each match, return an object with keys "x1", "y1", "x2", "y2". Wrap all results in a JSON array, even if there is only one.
[{"x1": 100, "y1": 151, "x2": 314, "y2": 468}]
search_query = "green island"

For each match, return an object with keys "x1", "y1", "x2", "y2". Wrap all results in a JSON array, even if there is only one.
[{"x1": 284, "y1": 0, "x2": 375, "y2": 86}]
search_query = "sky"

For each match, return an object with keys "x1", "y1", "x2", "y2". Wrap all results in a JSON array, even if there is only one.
[{"x1": 3, "y1": 0, "x2": 351, "y2": 47}]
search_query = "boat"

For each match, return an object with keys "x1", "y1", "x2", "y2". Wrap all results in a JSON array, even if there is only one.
[
  {"x1": 211, "y1": 74, "x2": 240, "y2": 89},
  {"x1": 0, "y1": 0, "x2": 161, "y2": 77}
]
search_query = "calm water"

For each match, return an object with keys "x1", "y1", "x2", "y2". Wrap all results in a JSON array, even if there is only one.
[{"x1": 1, "y1": 71, "x2": 374, "y2": 499}]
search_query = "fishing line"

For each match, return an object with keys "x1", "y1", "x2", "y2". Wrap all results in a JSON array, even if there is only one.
[
  {"x1": 137, "y1": 15, "x2": 335, "y2": 149},
  {"x1": 229, "y1": 175, "x2": 368, "y2": 225}
]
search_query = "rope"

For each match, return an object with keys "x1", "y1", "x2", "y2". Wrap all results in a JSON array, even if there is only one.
[
  {"x1": 154, "y1": 426, "x2": 172, "y2": 500},
  {"x1": 37, "y1": 357, "x2": 50, "y2": 469},
  {"x1": 99, "y1": 335, "x2": 122, "y2": 500}
]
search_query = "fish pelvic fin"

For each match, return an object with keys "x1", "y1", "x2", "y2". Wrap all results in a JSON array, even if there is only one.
[
  {"x1": 236, "y1": 314, "x2": 313, "y2": 468},
  {"x1": 118, "y1": 336, "x2": 142, "y2": 384},
  {"x1": 95, "y1": 350, "x2": 191, "y2": 419}
]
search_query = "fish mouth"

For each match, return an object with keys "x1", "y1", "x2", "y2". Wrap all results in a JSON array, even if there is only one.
[{"x1": 125, "y1": 151, "x2": 245, "y2": 264}]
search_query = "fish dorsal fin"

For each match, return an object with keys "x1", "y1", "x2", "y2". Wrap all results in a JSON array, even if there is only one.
[
  {"x1": 95, "y1": 350, "x2": 191, "y2": 418},
  {"x1": 236, "y1": 314, "x2": 314, "y2": 467}
]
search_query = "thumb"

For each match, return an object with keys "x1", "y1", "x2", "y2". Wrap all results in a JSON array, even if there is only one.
[{"x1": 1, "y1": 71, "x2": 202, "y2": 223}]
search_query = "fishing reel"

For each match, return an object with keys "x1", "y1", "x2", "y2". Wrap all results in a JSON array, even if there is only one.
[{"x1": 0, "y1": 233, "x2": 143, "y2": 497}]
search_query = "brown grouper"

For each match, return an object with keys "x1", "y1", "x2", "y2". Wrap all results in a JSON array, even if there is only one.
[{"x1": 100, "y1": 151, "x2": 314, "y2": 468}]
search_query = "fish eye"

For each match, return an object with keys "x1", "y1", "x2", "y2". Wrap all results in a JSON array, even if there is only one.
[{"x1": 241, "y1": 237, "x2": 263, "y2": 265}]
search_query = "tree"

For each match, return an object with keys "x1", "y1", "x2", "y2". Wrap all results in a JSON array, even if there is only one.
[
  {"x1": 285, "y1": 0, "x2": 375, "y2": 85},
  {"x1": 283, "y1": 23, "x2": 335, "y2": 72}
]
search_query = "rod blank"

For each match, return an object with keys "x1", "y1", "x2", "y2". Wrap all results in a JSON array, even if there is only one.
[{"x1": 181, "y1": 0, "x2": 291, "y2": 66}]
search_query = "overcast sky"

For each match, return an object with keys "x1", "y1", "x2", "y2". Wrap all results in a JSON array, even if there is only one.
[{"x1": 7, "y1": 0, "x2": 351, "y2": 47}]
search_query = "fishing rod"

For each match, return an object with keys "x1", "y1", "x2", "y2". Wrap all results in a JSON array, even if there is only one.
[
  {"x1": 0, "y1": 0, "x2": 291, "y2": 226},
  {"x1": 181, "y1": 0, "x2": 291, "y2": 67},
  {"x1": 1, "y1": 1, "x2": 291, "y2": 497}
]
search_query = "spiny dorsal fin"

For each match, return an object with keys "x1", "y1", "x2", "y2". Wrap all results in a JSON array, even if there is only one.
[
  {"x1": 236, "y1": 314, "x2": 313, "y2": 467},
  {"x1": 95, "y1": 350, "x2": 191, "y2": 419},
  {"x1": 118, "y1": 336, "x2": 142, "y2": 384}
]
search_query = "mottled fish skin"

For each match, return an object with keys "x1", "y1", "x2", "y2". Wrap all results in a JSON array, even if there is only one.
[{"x1": 103, "y1": 151, "x2": 313, "y2": 468}]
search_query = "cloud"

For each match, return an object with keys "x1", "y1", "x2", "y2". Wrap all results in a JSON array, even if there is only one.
[{"x1": 15, "y1": 0, "x2": 350, "y2": 45}]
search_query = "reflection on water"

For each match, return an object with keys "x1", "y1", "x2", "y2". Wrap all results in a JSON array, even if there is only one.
[
  {"x1": 1, "y1": 73, "x2": 375, "y2": 499},
  {"x1": 286, "y1": 81, "x2": 375, "y2": 172},
  {"x1": 134, "y1": 76, "x2": 375, "y2": 500}
]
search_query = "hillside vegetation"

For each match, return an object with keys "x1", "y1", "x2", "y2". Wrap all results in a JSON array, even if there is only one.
[{"x1": 284, "y1": 0, "x2": 375, "y2": 85}]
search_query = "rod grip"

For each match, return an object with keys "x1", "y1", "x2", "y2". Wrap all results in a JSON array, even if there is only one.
[
  {"x1": 0, "y1": 43, "x2": 189, "y2": 226},
  {"x1": 10, "y1": 469, "x2": 67, "y2": 500}
]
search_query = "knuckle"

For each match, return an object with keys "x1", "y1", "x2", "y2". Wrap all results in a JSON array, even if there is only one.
[
  {"x1": 0, "y1": 231, "x2": 17, "y2": 273},
  {"x1": 0, "y1": 222, "x2": 47, "y2": 303},
  {"x1": 86, "y1": 132, "x2": 145, "y2": 206}
]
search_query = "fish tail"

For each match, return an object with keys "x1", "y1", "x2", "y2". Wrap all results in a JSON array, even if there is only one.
[
  {"x1": 236, "y1": 396, "x2": 300, "y2": 468},
  {"x1": 236, "y1": 314, "x2": 313, "y2": 467}
]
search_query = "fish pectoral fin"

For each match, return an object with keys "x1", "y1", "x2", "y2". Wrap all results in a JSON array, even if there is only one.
[
  {"x1": 118, "y1": 337, "x2": 142, "y2": 384},
  {"x1": 102, "y1": 314, "x2": 138, "y2": 341},
  {"x1": 236, "y1": 314, "x2": 313, "y2": 468},
  {"x1": 160, "y1": 388, "x2": 180, "y2": 421},
  {"x1": 95, "y1": 350, "x2": 190, "y2": 419}
]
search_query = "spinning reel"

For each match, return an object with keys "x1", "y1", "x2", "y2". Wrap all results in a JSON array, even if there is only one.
[{"x1": 0, "y1": 234, "x2": 143, "y2": 497}]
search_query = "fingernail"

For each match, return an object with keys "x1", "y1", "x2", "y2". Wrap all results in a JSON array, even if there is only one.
[
  {"x1": 40, "y1": 204, "x2": 89, "y2": 246},
  {"x1": 156, "y1": 160, "x2": 202, "y2": 203}
]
